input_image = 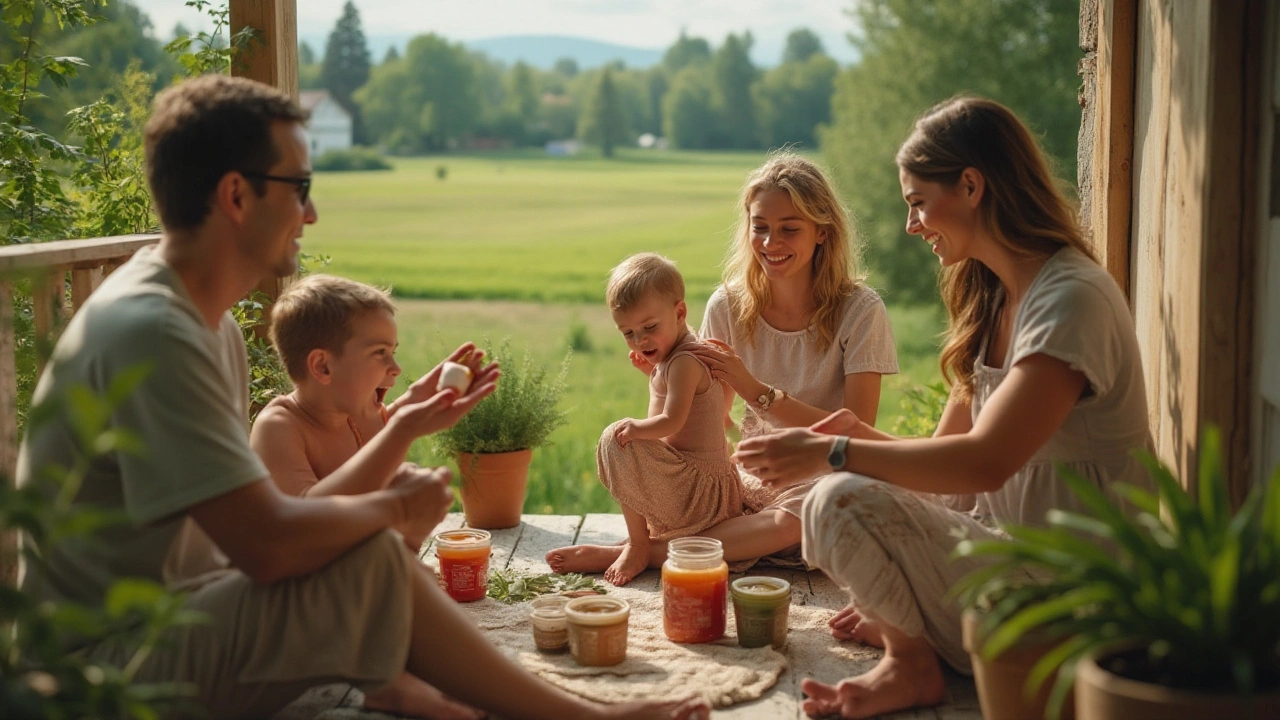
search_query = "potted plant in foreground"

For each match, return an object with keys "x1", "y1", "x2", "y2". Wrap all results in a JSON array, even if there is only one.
[
  {"x1": 431, "y1": 340, "x2": 569, "y2": 529},
  {"x1": 953, "y1": 427, "x2": 1280, "y2": 720}
]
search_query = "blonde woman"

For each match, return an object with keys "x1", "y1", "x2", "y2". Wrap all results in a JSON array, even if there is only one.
[
  {"x1": 548, "y1": 153, "x2": 898, "y2": 574},
  {"x1": 735, "y1": 97, "x2": 1153, "y2": 719}
]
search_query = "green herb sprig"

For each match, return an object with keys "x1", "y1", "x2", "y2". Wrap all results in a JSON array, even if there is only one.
[{"x1": 487, "y1": 570, "x2": 607, "y2": 604}]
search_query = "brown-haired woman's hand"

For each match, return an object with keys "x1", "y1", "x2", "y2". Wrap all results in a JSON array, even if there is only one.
[
  {"x1": 732, "y1": 427, "x2": 834, "y2": 486},
  {"x1": 810, "y1": 409, "x2": 863, "y2": 437},
  {"x1": 688, "y1": 339, "x2": 755, "y2": 397}
]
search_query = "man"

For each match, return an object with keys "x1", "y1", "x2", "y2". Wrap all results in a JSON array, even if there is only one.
[{"x1": 18, "y1": 74, "x2": 707, "y2": 720}]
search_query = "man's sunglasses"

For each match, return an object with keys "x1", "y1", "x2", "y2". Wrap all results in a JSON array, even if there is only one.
[{"x1": 242, "y1": 172, "x2": 311, "y2": 205}]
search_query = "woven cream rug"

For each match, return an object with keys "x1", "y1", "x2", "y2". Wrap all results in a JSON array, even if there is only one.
[{"x1": 459, "y1": 583, "x2": 882, "y2": 709}]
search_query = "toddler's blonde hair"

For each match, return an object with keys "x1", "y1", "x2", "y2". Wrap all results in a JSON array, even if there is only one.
[{"x1": 605, "y1": 253, "x2": 685, "y2": 311}]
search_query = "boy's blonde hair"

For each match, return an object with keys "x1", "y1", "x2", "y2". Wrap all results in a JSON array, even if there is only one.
[
  {"x1": 270, "y1": 274, "x2": 396, "y2": 382},
  {"x1": 605, "y1": 253, "x2": 685, "y2": 311},
  {"x1": 723, "y1": 153, "x2": 862, "y2": 353}
]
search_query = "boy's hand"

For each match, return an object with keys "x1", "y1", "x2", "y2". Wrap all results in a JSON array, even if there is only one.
[
  {"x1": 628, "y1": 350, "x2": 656, "y2": 376},
  {"x1": 614, "y1": 418, "x2": 637, "y2": 447},
  {"x1": 388, "y1": 368, "x2": 500, "y2": 441},
  {"x1": 388, "y1": 463, "x2": 454, "y2": 550},
  {"x1": 393, "y1": 343, "x2": 497, "y2": 413}
]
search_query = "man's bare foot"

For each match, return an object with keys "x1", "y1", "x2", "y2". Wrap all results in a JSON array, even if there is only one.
[
  {"x1": 597, "y1": 696, "x2": 710, "y2": 720},
  {"x1": 799, "y1": 650, "x2": 946, "y2": 719},
  {"x1": 546, "y1": 544, "x2": 624, "y2": 574},
  {"x1": 364, "y1": 672, "x2": 484, "y2": 720},
  {"x1": 603, "y1": 541, "x2": 649, "y2": 586},
  {"x1": 828, "y1": 603, "x2": 884, "y2": 648}
]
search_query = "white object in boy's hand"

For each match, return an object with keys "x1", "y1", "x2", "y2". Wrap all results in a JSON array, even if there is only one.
[{"x1": 439, "y1": 361, "x2": 474, "y2": 393}]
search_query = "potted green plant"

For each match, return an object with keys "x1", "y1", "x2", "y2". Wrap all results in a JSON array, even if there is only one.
[
  {"x1": 431, "y1": 340, "x2": 569, "y2": 529},
  {"x1": 953, "y1": 427, "x2": 1280, "y2": 720}
]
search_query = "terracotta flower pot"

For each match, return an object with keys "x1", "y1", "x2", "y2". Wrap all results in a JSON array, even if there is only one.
[
  {"x1": 456, "y1": 449, "x2": 532, "y2": 529},
  {"x1": 962, "y1": 609, "x2": 1076, "y2": 720},
  {"x1": 1075, "y1": 648, "x2": 1280, "y2": 720}
]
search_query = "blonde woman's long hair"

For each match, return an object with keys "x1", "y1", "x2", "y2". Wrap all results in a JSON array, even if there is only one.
[
  {"x1": 896, "y1": 96, "x2": 1096, "y2": 402},
  {"x1": 722, "y1": 153, "x2": 862, "y2": 352}
]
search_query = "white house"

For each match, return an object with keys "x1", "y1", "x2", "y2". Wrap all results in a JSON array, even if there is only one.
[{"x1": 299, "y1": 90, "x2": 352, "y2": 156}]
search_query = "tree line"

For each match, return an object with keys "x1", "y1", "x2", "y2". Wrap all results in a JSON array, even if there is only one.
[{"x1": 307, "y1": 1, "x2": 837, "y2": 156}]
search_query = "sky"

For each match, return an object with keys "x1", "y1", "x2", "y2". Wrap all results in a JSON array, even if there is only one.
[{"x1": 127, "y1": 0, "x2": 860, "y2": 66}]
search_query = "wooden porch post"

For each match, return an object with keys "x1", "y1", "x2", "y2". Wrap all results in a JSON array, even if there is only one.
[
  {"x1": 1088, "y1": 0, "x2": 1138, "y2": 297},
  {"x1": 229, "y1": 0, "x2": 300, "y2": 306}
]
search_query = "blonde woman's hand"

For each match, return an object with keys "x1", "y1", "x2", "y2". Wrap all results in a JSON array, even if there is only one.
[
  {"x1": 732, "y1": 427, "x2": 833, "y2": 487},
  {"x1": 811, "y1": 409, "x2": 863, "y2": 437},
  {"x1": 688, "y1": 339, "x2": 755, "y2": 396}
]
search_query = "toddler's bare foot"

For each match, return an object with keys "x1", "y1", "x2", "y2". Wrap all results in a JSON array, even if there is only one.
[
  {"x1": 829, "y1": 602, "x2": 884, "y2": 648},
  {"x1": 364, "y1": 672, "x2": 484, "y2": 720},
  {"x1": 604, "y1": 541, "x2": 648, "y2": 586},
  {"x1": 799, "y1": 650, "x2": 946, "y2": 719},
  {"x1": 546, "y1": 544, "x2": 624, "y2": 574}
]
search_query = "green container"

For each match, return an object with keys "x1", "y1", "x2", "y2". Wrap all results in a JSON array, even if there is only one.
[{"x1": 730, "y1": 576, "x2": 791, "y2": 649}]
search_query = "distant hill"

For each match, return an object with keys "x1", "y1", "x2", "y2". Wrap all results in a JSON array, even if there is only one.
[
  {"x1": 462, "y1": 35, "x2": 663, "y2": 70},
  {"x1": 300, "y1": 33, "x2": 665, "y2": 71}
]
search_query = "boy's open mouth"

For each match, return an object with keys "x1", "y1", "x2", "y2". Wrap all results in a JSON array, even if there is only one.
[{"x1": 375, "y1": 387, "x2": 389, "y2": 403}]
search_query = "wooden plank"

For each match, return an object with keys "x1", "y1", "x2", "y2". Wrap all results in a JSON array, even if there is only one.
[
  {"x1": 507, "y1": 514, "x2": 581, "y2": 576},
  {"x1": 486, "y1": 522, "x2": 525, "y2": 573},
  {"x1": 0, "y1": 279, "x2": 15, "y2": 485},
  {"x1": 1090, "y1": 0, "x2": 1138, "y2": 297},
  {"x1": 32, "y1": 272, "x2": 65, "y2": 375},
  {"x1": 575, "y1": 512, "x2": 627, "y2": 545},
  {"x1": 69, "y1": 268, "x2": 94, "y2": 312},
  {"x1": 0, "y1": 234, "x2": 159, "y2": 272}
]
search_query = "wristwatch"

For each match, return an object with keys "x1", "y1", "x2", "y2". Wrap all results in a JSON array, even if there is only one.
[
  {"x1": 756, "y1": 385, "x2": 782, "y2": 411},
  {"x1": 827, "y1": 435, "x2": 850, "y2": 470}
]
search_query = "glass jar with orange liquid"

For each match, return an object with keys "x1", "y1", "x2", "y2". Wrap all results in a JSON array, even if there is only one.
[
  {"x1": 662, "y1": 537, "x2": 728, "y2": 643},
  {"x1": 434, "y1": 529, "x2": 491, "y2": 602}
]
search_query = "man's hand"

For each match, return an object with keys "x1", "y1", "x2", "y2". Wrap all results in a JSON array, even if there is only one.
[
  {"x1": 387, "y1": 464, "x2": 454, "y2": 550},
  {"x1": 628, "y1": 350, "x2": 656, "y2": 376},
  {"x1": 613, "y1": 418, "x2": 638, "y2": 447},
  {"x1": 732, "y1": 427, "x2": 834, "y2": 487}
]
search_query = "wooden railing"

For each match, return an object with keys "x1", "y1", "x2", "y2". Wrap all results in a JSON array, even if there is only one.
[{"x1": 0, "y1": 233, "x2": 162, "y2": 480}]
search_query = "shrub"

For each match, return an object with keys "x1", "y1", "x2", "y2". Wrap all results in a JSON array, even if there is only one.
[
  {"x1": 312, "y1": 147, "x2": 392, "y2": 172},
  {"x1": 431, "y1": 339, "x2": 570, "y2": 456}
]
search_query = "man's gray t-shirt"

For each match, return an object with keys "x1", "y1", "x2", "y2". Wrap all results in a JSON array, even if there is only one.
[{"x1": 17, "y1": 246, "x2": 267, "y2": 609}]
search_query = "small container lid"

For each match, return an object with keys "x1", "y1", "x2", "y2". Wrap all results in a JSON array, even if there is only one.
[
  {"x1": 731, "y1": 576, "x2": 791, "y2": 601},
  {"x1": 434, "y1": 528, "x2": 492, "y2": 549},
  {"x1": 564, "y1": 596, "x2": 630, "y2": 626},
  {"x1": 529, "y1": 594, "x2": 571, "y2": 619}
]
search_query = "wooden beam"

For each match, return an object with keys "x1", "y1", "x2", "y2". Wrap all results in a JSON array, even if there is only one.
[
  {"x1": 1200, "y1": 0, "x2": 1263, "y2": 508},
  {"x1": 230, "y1": 0, "x2": 300, "y2": 308},
  {"x1": 0, "y1": 279, "x2": 16, "y2": 485},
  {"x1": 1091, "y1": 0, "x2": 1138, "y2": 297},
  {"x1": 0, "y1": 234, "x2": 159, "y2": 272}
]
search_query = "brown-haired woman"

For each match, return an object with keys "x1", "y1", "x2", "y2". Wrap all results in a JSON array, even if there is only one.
[{"x1": 733, "y1": 97, "x2": 1153, "y2": 718}]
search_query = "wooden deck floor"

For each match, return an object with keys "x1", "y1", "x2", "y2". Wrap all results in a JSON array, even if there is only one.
[{"x1": 277, "y1": 514, "x2": 983, "y2": 720}]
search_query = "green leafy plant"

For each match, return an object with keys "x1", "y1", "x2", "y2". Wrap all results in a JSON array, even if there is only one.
[
  {"x1": 952, "y1": 426, "x2": 1280, "y2": 718},
  {"x1": 487, "y1": 569, "x2": 607, "y2": 604},
  {"x1": 312, "y1": 146, "x2": 391, "y2": 172},
  {"x1": 431, "y1": 339, "x2": 570, "y2": 456},
  {"x1": 890, "y1": 379, "x2": 948, "y2": 438},
  {"x1": 3, "y1": 367, "x2": 206, "y2": 719}
]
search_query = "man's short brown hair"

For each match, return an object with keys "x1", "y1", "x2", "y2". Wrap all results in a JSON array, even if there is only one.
[
  {"x1": 144, "y1": 74, "x2": 308, "y2": 231},
  {"x1": 270, "y1": 274, "x2": 396, "y2": 382},
  {"x1": 605, "y1": 253, "x2": 685, "y2": 311}
]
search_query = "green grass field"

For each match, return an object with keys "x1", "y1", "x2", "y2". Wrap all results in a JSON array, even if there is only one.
[{"x1": 303, "y1": 149, "x2": 946, "y2": 514}]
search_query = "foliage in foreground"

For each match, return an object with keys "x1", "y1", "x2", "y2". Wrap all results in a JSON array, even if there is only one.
[
  {"x1": 2, "y1": 368, "x2": 205, "y2": 719},
  {"x1": 952, "y1": 427, "x2": 1280, "y2": 718}
]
